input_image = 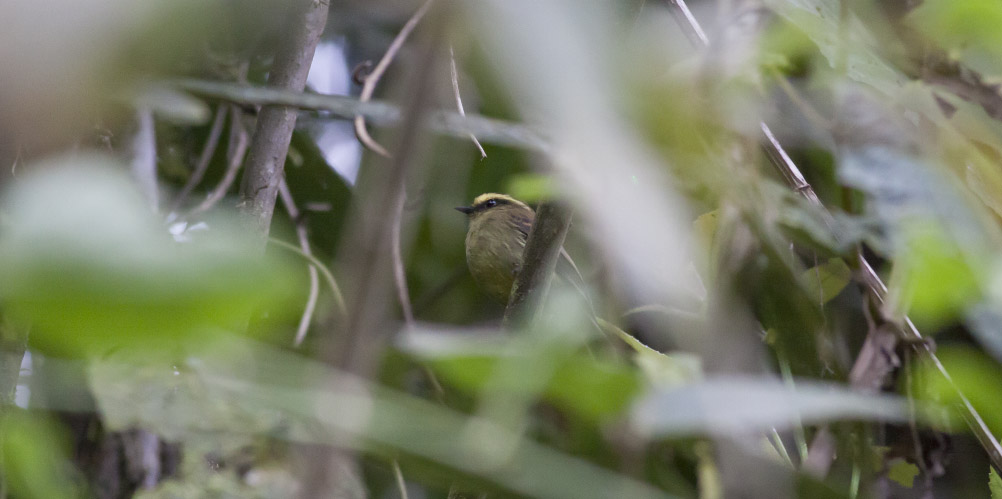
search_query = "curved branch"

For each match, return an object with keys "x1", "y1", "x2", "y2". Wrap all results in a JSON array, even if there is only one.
[
  {"x1": 168, "y1": 105, "x2": 227, "y2": 216},
  {"x1": 354, "y1": 0, "x2": 434, "y2": 158}
]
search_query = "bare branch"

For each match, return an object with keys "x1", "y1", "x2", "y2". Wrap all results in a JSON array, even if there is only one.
[
  {"x1": 168, "y1": 106, "x2": 227, "y2": 216},
  {"x1": 354, "y1": 0, "x2": 435, "y2": 158},
  {"x1": 238, "y1": 0, "x2": 330, "y2": 237},
  {"x1": 188, "y1": 106, "x2": 249, "y2": 217},
  {"x1": 392, "y1": 191, "x2": 415, "y2": 325},
  {"x1": 502, "y1": 201, "x2": 574, "y2": 327}
]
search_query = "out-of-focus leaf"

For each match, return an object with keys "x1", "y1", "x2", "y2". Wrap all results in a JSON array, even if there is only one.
[
  {"x1": 632, "y1": 378, "x2": 906, "y2": 437},
  {"x1": 800, "y1": 258, "x2": 851, "y2": 304},
  {"x1": 898, "y1": 225, "x2": 984, "y2": 329},
  {"x1": 131, "y1": 84, "x2": 210, "y2": 124},
  {"x1": 966, "y1": 303, "x2": 1002, "y2": 366},
  {"x1": 74, "y1": 335, "x2": 676, "y2": 499},
  {"x1": 598, "y1": 317, "x2": 702, "y2": 387},
  {"x1": 505, "y1": 173, "x2": 555, "y2": 203},
  {"x1": 991, "y1": 466, "x2": 1002, "y2": 499},
  {"x1": 888, "y1": 458, "x2": 918, "y2": 488},
  {"x1": 762, "y1": 0, "x2": 908, "y2": 96},
  {"x1": 0, "y1": 156, "x2": 303, "y2": 356},
  {"x1": 399, "y1": 328, "x2": 641, "y2": 422},
  {"x1": 1, "y1": 411, "x2": 79, "y2": 499},
  {"x1": 692, "y1": 210, "x2": 719, "y2": 253},
  {"x1": 916, "y1": 346, "x2": 1002, "y2": 436},
  {"x1": 908, "y1": 0, "x2": 1002, "y2": 78}
]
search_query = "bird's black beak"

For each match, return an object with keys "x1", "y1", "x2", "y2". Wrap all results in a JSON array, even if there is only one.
[{"x1": 455, "y1": 206, "x2": 473, "y2": 215}]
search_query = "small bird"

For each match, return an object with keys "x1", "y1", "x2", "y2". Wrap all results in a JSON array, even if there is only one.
[
  {"x1": 456, "y1": 193, "x2": 584, "y2": 304},
  {"x1": 456, "y1": 193, "x2": 534, "y2": 303}
]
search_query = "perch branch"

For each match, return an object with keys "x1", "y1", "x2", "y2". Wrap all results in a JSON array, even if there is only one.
[
  {"x1": 502, "y1": 201, "x2": 574, "y2": 328},
  {"x1": 237, "y1": 0, "x2": 329, "y2": 237}
]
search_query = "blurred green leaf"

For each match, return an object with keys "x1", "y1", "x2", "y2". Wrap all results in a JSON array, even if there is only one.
[
  {"x1": 888, "y1": 458, "x2": 918, "y2": 488},
  {"x1": 991, "y1": 466, "x2": 1002, "y2": 499},
  {"x1": 632, "y1": 378, "x2": 907, "y2": 437},
  {"x1": 0, "y1": 156, "x2": 303, "y2": 356},
  {"x1": 400, "y1": 328, "x2": 641, "y2": 422},
  {"x1": 1, "y1": 410, "x2": 79, "y2": 499},
  {"x1": 916, "y1": 346, "x2": 1002, "y2": 436},
  {"x1": 909, "y1": 0, "x2": 1002, "y2": 78},
  {"x1": 692, "y1": 210, "x2": 719, "y2": 254},
  {"x1": 800, "y1": 258, "x2": 851, "y2": 305},
  {"x1": 898, "y1": 225, "x2": 983, "y2": 329},
  {"x1": 72, "y1": 335, "x2": 676, "y2": 499},
  {"x1": 505, "y1": 173, "x2": 555, "y2": 204}
]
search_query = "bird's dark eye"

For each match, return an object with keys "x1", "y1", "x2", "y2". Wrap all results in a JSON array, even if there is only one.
[{"x1": 485, "y1": 199, "x2": 497, "y2": 208}]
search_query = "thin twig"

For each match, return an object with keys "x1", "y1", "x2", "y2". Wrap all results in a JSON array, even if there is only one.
[
  {"x1": 268, "y1": 238, "x2": 347, "y2": 316},
  {"x1": 392, "y1": 460, "x2": 409, "y2": 499},
  {"x1": 449, "y1": 45, "x2": 486, "y2": 158},
  {"x1": 169, "y1": 106, "x2": 228, "y2": 215},
  {"x1": 278, "y1": 178, "x2": 321, "y2": 347},
  {"x1": 189, "y1": 106, "x2": 249, "y2": 217},
  {"x1": 391, "y1": 188, "x2": 415, "y2": 325},
  {"x1": 354, "y1": 0, "x2": 435, "y2": 158}
]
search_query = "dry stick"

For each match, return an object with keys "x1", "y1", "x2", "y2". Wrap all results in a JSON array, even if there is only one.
[
  {"x1": 392, "y1": 460, "x2": 409, "y2": 499},
  {"x1": 278, "y1": 179, "x2": 321, "y2": 347},
  {"x1": 238, "y1": 0, "x2": 329, "y2": 238},
  {"x1": 189, "y1": 106, "x2": 250, "y2": 217},
  {"x1": 502, "y1": 202, "x2": 574, "y2": 328},
  {"x1": 449, "y1": 45, "x2": 487, "y2": 159},
  {"x1": 391, "y1": 191, "x2": 415, "y2": 325},
  {"x1": 169, "y1": 106, "x2": 228, "y2": 215},
  {"x1": 664, "y1": 0, "x2": 1002, "y2": 475},
  {"x1": 354, "y1": 0, "x2": 435, "y2": 159}
]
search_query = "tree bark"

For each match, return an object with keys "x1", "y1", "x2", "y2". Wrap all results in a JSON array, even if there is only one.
[
  {"x1": 502, "y1": 201, "x2": 573, "y2": 328},
  {"x1": 238, "y1": 0, "x2": 330, "y2": 237}
]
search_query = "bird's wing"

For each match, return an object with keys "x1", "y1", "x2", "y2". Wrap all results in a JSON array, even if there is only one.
[{"x1": 511, "y1": 212, "x2": 533, "y2": 245}]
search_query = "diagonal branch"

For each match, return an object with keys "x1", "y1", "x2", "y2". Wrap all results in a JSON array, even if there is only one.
[
  {"x1": 238, "y1": 0, "x2": 330, "y2": 238},
  {"x1": 502, "y1": 201, "x2": 574, "y2": 328}
]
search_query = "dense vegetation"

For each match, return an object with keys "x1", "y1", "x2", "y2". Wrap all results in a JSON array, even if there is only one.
[{"x1": 3, "y1": 0, "x2": 1002, "y2": 497}]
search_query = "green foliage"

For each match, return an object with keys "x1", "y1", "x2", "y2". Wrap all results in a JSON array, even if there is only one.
[
  {"x1": 0, "y1": 157, "x2": 303, "y2": 357},
  {"x1": 991, "y1": 466, "x2": 1002, "y2": 499},
  {"x1": 1, "y1": 411, "x2": 79, "y2": 499},
  {"x1": 8, "y1": 0, "x2": 1002, "y2": 496}
]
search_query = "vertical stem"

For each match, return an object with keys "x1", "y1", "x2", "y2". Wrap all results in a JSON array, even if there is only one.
[{"x1": 239, "y1": 0, "x2": 330, "y2": 238}]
